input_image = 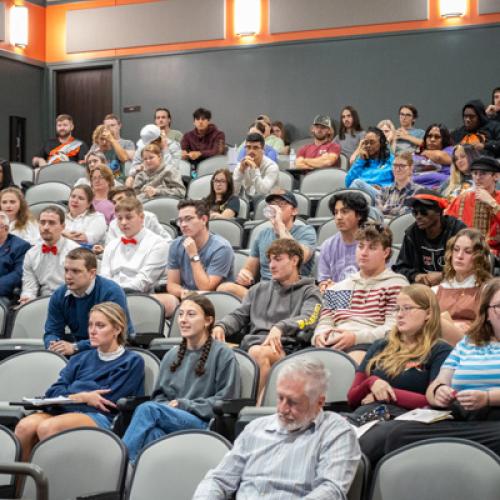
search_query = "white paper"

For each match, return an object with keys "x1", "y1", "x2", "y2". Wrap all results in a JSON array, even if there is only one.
[
  {"x1": 22, "y1": 396, "x2": 75, "y2": 406},
  {"x1": 395, "y1": 409, "x2": 452, "y2": 423}
]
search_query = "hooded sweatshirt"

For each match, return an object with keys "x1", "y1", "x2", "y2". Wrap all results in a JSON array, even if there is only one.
[
  {"x1": 216, "y1": 277, "x2": 322, "y2": 346},
  {"x1": 181, "y1": 123, "x2": 226, "y2": 161},
  {"x1": 452, "y1": 100, "x2": 500, "y2": 158},
  {"x1": 313, "y1": 268, "x2": 408, "y2": 345}
]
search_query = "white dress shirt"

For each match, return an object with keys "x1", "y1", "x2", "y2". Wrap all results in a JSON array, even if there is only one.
[
  {"x1": 10, "y1": 220, "x2": 40, "y2": 245},
  {"x1": 100, "y1": 227, "x2": 169, "y2": 292},
  {"x1": 65, "y1": 210, "x2": 107, "y2": 245},
  {"x1": 105, "y1": 211, "x2": 173, "y2": 245},
  {"x1": 21, "y1": 236, "x2": 80, "y2": 299}
]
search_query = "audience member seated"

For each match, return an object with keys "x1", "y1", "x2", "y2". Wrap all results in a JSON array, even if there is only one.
[
  {"x1": 334, "y1": 106, "x2": 365, "y2": 162},
  {"x1": 318, "y1": 191, "x2": 368, "y2": 292},
  {"x1": 236, "y1": 121, "x2": 278, "y2": 163},
  {"x1": 154, "y1": 107, "x2": 183, "y2": 143},
  {"x1": 32, "y1": 114, "x2": 88, "y2": 167},
  {"x1": 75, "y1": 150, "x2": 108, "y2": 187},
  {"x1": 155, "y1": 200, "x2": 234, "y2": 317},
  {"x1": 193, "y1": 358, "x2": 360, "y2": 499},
  {"x1": 295, "y1": 115, "x2": 340, "y2": 170},
  {"x1": 44, "y1": 248, "x2": 134, "y2": 355},
  {"x1": 376, "y1": 151, "x2": 420, "y2": 220},
  {"x1": 213, "y1": 239, "x2": 322, "y2": 394},
  {"x1": 440, "y1": 144, "x2": 478, "y2": 200},
  {"x1": 64, "y1": 185, "x2": 107, "y2": 246},
  {"x1": 313, "y1": 224, "x2": 408, "y2": 364},
  {"x1": 0, "y1": 211, "x2": 30, "y2": 306},
  {"x1": 376, "y1": 120, "x2": 397, "y2": 155},
  {"x1": 412, "y1": 123, "x2": 453, "y2": 189},
  {"x1": 101, "y1": 197, "x2": 169, "y2": 293},
  {"x1": 133, "y1": 143, "x2": 185, "y2": 202},
  {"x1": 181, "y1": 107, "x2": 225, "y2": 165},
  {"x1": 271, "y1": 120, "x2": 290, "y2": 154},
  {"x1": 446, "y1": 156, "x2": 500, "y2": 255},
  {"x1": 103, "y1": 113, "x2": 135, "y2": 160},
  {"x1": 345, "y1": 284, "x2": 451, "y2": 465},
  {"x1": 233, "y1": 133, "x2": 279, "y2": 200},
  {"x1": 205, "y1": 168, "x2": 240, "y2": 219},
  {"x1": 452, "y1": 99, "x2": 500, "y2": 158},
  {"x1": 393, "y1": 190, "x2": 466, "y2": 285},
  {"x1": 15, "y1": 302, "x2": 144, "y2": 461},
  {"x1": 436, "y1": 228, "x2": 491, "y2": 345},
  {"x1": 383, "y1": 278, "x2": 500, "y2": 459},
  {"x1": 122, "y1": 293, "x2": 239, "y2": 464},
  {"x1": 90, "y1": 124, "x2": 129, "y2": 182},
  {"x1": 256, "y1": 114, "x2": 285, "y2": 154},
  {"x1": 19, "y1": 206, "x2": 79, "y2": 304},
  {"x1": 104, "y1": 187, "x2": 173, "y2": 244},
  {"x1": 218, "y1": 190, "x2": 316, "y2": 300},
  {"x1": 346, "y1": 127, "x2": 394, "y2": 203},
  {"x1": 0, "y1": 159, "x2": 14, "y2": 190},
  {"x1": 486, "y1": 87, "x2": 500, "y2": 123},
  {"x1": 0, "y1": 187, "x2": 39, "y2": 245},
  {"x1": 90, "y1": 164, "x2": 115, "y2": 224},
  {"x1": 395, "y1": 104, "x2": 424, "y2": 154}
]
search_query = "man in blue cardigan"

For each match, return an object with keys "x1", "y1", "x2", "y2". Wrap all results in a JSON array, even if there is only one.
[
  {"x1": 0, "y1": 212, "x2": 31, "y2": 305},
  {"x1": 44, "y1": 247, "x2": 134, "y2": 355}
]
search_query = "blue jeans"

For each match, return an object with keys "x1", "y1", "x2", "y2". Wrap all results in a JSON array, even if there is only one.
[{"x1": 122, "y1": 401, "x2": 207, "y2": 463}]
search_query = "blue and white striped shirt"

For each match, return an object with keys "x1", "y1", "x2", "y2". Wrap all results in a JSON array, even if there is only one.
[{"x1": 443, "y1": 338, "x2": 500, "y2": 391}]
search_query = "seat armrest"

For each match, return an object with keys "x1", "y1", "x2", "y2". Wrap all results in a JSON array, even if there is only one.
[
  {"x1": 116, "y1": 395, "x2": 151, "y2": 412},
  {"x1": 213, "y1": 398, "x2": 256, "y2": 417}
]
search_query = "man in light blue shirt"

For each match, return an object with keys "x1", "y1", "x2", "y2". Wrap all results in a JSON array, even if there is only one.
[{"x1": 193, "y1": 358, "x2": 360, "y2": 499}]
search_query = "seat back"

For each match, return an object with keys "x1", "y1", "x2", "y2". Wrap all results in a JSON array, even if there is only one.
[
  {"x1": 299, "y1": 169, "x2": 346, "y2": 198},
  {"x1": 388, "y1": 213, "x2": 415, "y2": 246},
  {"x1": 196, "y1": 156, "x2": 228, "y2": 177},
  {"x1": 238, "y1": 198, "x2": 249, "y2": 219},
  {"x1": 370, "y1": 438, "x2": 500, "y2": 500},
  {"x1": 0, "y1": 425, "x2": 20, "y2": 491},
  {"x1": 208, "y1": 219, "x2": 243, "y2": 248},
  {"x1": 233, "y1": 250, "x2": 248, "y2": 278},
  {"x1": 36, "y1": 162, "x2": 86, "y2": 185},
  {"x1": 262, "y1": 348, "x2": 357, "y2": 406},
  {"x1": 127, "y1": 294, "x2": 165, "y2": 337},
  {"x1": 177, "y1": 159, "x2": 192, "y2": 180},
  {"x1": 277, "y1": 170, "x2": 294, "y2": 191},
  {"x1": 290, "y1": 138, "x2": 311, "y2": 151},
  {"x1": 187, "y1": 175, "x2": 212, "y2": 199},
  {"x1": 0, "y1": 302, "x2": 7, "y2": 339},
  {"x1": 160, "y1": 223, "x2": 178, "y2": 240},
  {"x1": 9, "y1": 296, "x2": 51, "y2": 340},
  {"x1": 317, "y1": 219, "x2": 338, "y2": 246},
  {"x1": 128, "y1": 348, "x2": 160, "y2": 395},
  {"x1": 28, "y1": 202, "x2": 67, "y2": 218},
  {"x1": 128, "y1": 430, "x2": 231, "y2": 500},
  {"x1": 339, "y1": 153, "x2": 350, "y2": 171},
  {"x1": 143, "y1": 197, "x2": 180, "y2": 225},
  {"x1": 0, "y1": 350, "x2": 66, "y2": 401},
  {"x1": 168, "y1": 292, "x2": 241, "y2": 338},
  {"x1": 10, "y1": 162, "x2": 34, "y2": 186},
  {"x1": 25, "y1": 182, "x2": 72, "y2": 205},
  {"x1": 233, "y1": 349, "x2": 259, "y2": 400},
  {"x1": 22, "y1": 428, "x2": 126, "y2": 500}
]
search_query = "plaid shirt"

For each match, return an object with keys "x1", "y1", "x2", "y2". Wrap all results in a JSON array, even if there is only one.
[{"x1": 377, "y1": 181, "x2": 420, "y2": 218}]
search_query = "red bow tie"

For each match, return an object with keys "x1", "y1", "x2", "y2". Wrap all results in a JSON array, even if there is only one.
[
  {"x1": 42, "y1": 244, "x2": 57, "y2": 255},
  {"x1": 121, "y1": 237, "x2": 138, "y2": 245}
]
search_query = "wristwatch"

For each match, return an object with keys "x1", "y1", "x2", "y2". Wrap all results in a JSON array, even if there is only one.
[
  {"x1": 72, "y1": 343, "x2": 79, "y2": 353},
  {"x1": 190, "y1": 254, "x2": 201, "y2": 263}
]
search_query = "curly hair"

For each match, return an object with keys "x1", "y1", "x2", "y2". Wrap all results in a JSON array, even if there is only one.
[
  {"x1": 170, "y1": 293, "x2": 215, "y2": 377},
  {"x1": 442, "y1": 228, "x2": 492, "y2": 286},
  {"x1": 366, "y1": 126, "x2": 390, "y2": 162}
]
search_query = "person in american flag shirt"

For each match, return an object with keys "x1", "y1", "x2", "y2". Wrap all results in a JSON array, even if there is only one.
[{"x1": 313, "y1": 223, "x2": 408, "y2": 364}]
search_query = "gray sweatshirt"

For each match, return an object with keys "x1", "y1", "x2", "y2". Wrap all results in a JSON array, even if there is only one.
[
  {"x1": 216, "y1": 277, "x2": 322, "y2": 343},
  {"x1": 133, "y1": 163, "x2": 186, "y2": 201},
  {"x1": 152, "y1": 340, "x2": 240, "y2": 421}
]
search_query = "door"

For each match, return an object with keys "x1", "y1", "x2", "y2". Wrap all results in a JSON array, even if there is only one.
[{"x1": 56, "y1": 66, "x2": 113, "y2": 147}]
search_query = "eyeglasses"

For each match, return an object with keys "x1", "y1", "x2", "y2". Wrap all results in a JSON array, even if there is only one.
[
  {"x1": 488, "y1": 304, "x2": 500, "y2": 313},
  {"x1": 412, "y1": 208, "x2": 429, "y2": 217},
  {"x1": 395, "y1": 305, "x2": 425, "y2": 314},
  {"x1": 393, "y1": 163, "x2": 409, "y2": 170},
  {"x1": 175, "y1": 215, "x2": 196, "y2": 225}
]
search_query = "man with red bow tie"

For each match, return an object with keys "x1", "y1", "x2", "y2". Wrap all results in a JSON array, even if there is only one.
[
  {"x1": 0, "y1": 211, "x2": 30, "y2": 306},
  {"x1": 101, "y1": 197, "x2": 169, "y2": 292},
  {"x1": 20, "y1": 206, "x2": 79, "y2": 305}
]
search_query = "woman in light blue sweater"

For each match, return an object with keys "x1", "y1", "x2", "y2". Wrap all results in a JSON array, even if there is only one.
[
  {"x1": 15, "y1": 302, "x2": 144, "y2": 461},
  {"x1": 123, "y1": 293, "x2": 240, "y2": 463}
]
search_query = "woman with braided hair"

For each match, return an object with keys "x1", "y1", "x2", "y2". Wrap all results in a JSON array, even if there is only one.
[{"x1": 122, "y1": 293, "x2": 240, "y2": 463}]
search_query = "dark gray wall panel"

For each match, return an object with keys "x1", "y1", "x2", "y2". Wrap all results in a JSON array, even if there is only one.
[
  {"x1": 478, "y1": 0, "x2": 500, "y2": 14},
  {"x1": 0, "y1": 3, "x2": 5, "y2": 42},
  {"x1": 269, "y1": 0, "x2": 428, "y2": 34},
  {"x1": 66, "y1": 0, "x2": 225, "y2": 53},
  {"x1": 0, "y1": 57, "x2": 44, "y2": 161},
  {"x1": 118, "y1": 26, "x2": 500, "y2": 146}
]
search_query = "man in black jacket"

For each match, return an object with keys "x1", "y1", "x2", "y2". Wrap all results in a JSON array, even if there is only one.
[{"x1": 392, "y1": 189, "x2": 466, "y2": 285}]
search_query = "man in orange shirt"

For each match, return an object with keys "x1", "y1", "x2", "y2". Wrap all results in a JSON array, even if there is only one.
[{"x1": 446, "y1": 156, "x2": 500, "y2": 254}]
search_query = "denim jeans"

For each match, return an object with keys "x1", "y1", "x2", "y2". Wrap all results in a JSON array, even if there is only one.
[{"x1": 122, "y1": 401, "x2": 207, "y2": 463}]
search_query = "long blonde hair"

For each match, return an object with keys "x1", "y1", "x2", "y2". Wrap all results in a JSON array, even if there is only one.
[
  {"x1": 366, "y1": 285, "x2": 442, "y2": 378},
  {"x1": 442, "y1": 144, "x2": 478, "y2": 198}
]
